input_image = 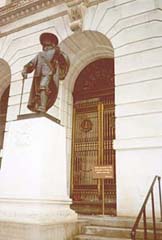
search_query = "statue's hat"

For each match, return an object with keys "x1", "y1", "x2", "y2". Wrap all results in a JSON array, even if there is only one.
[{"x1": 40, "y1": 32, "x2": 58, "y2": 46}]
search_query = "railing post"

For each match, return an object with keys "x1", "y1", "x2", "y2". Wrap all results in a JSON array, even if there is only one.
[
  {"x1": 143, "y1": 208, "x2": 147, "y2": 240},
  {"x1": 131, "y1": 230, "x2": 136, "y2": 240},
  {"x1": 130, "y1": 176, "x2": 161, "y2": 240},
  {"x1": 151, "y1": 190, "x2": 157, "y2": 240},
  {"x1": 158, "y1": 176, "x2": 162, "y2": 222}
]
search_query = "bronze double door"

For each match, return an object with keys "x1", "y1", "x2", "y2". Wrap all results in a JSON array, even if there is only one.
[{"x1": 71, "y1": 98, "x2": 116, "y2": 215}]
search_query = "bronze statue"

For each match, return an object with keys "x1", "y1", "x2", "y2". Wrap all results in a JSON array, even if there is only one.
[{"x1": 22, "y1": 32, "x2": 70, "y2": 113}]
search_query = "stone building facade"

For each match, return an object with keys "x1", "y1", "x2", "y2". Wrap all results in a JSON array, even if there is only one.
[{"x1": 0, "y1": 0, "x2": 162, "y2": 239}]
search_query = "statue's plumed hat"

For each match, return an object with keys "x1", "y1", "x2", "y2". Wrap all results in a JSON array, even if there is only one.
[{"x1": 40, "y1": 32, "x2": 58, "y2": 46}]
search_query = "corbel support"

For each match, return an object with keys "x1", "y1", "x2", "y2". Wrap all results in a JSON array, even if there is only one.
[{"x1": 65, "y1": 0, "x2": 88, "y2": 32}]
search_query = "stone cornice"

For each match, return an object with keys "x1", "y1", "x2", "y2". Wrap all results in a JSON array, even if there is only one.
[
  {"x1": 0, "y1": 0, "x2": 64, "y2": 27},
  {"x1": 0, "y1": 0, "x2": 108, "y2": 31},
  {"x1": 0, "y1": 0, "x2": 108, "y2": 27},
  {"x1": 0, "y1": 10, "x2": 67, "y2": 37}
]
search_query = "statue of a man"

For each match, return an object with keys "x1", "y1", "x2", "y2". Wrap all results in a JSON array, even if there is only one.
[{"x1": 22, "y1": 32, "x2": 70, "y2": 113}]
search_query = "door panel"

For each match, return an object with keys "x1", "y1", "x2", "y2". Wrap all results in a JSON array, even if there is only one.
[{"x1": 71, "y1": 99, "x2": 116, "y2": 215}]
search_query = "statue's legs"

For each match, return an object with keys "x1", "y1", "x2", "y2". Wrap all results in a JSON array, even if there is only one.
[
  {"x1": 37, "y1": 75, "x2": 50, "y2": 112},
  {"x1": 37, "y1": 90, "x2": 47, "y2": 112}
]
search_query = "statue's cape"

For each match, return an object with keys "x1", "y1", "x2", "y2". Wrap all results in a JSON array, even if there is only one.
[{"x1": 58, "y1": 51, "x2": 70, "y2": 80}]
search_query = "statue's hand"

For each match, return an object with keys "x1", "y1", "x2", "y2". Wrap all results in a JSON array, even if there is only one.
[{"x1": 22, "y1": 70, "x2": 27, "y2": 80}]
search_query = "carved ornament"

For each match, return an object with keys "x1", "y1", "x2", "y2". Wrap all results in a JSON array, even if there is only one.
[
  {"x1": 80, "y1": 119, "x2": 93, "y2": 132},
  {"x1": 0, "y1": 0, "x2": 64, "y2": 27},
  {"x1": 65, "y1": 0, "x2": 88, "y2": 32}
]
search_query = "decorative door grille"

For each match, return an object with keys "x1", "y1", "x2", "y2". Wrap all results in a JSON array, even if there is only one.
[
  {"x1": 71, "y1": 98, "x2": 116, "y2": 215},
  {"x1": 71, "y1": 58, "x2": 116, "y2": 215}
]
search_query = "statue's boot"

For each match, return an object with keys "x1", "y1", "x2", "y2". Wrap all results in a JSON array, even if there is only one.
[{"x1": 37, "y1": 90, "x2": 47, "y2": 112}]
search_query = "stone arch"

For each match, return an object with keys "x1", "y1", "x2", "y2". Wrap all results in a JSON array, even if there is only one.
[
  {"x1": 67, "y1": 45, "x2": 114, "y2": 92},
  {"x1": 59, "y1": 30, "x2": 115, "y2": 128},
  {"x1": 0, "y1": 58, "x2": 11, "y2": 99},
  {"x1": 0, "y1": 59, "x2": 11, "y2": 150},
  {"x1": 60, "y1": 30, "x2": 114, "y2": 93},
  {"x1": 59, "y1": 30, "x2": 115, "y2": 195},
  {"x1": 59, "y1": 30, "x2": 114, "y2": 127}
]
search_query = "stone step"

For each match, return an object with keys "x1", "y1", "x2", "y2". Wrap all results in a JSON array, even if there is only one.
[
  {"x1": 79, "y1": 215, "x2": 162, "y2": 230},
  {"x1": 74, "y1": 216, "x2": 162, "y2": 240},
  {"x1": 74, "y1": 234, "x2": 131, "y2": 240},
  {"x1": 83, "y1": 225, "x2": 162, "y2": 240}
]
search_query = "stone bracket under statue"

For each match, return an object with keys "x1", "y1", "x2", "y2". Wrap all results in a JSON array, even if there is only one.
[{"x1": 0, "y1": 114, "x2": 77, "y2": 224}]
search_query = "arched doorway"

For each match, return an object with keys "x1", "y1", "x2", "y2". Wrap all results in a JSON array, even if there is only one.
[
  {"x1": 0, "y1": 59, "x2": 11, "y2": 167},
  {"x1": 0, "y1": 86, "x2": 10, "y2": 150},
  {"x1": 71, "y1": 58, "x2": 116, "y2": 215}
]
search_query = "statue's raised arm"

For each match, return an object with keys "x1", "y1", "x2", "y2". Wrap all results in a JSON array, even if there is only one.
[{"x1": 22, "y1": 32, "x2": 70, "y2": 113}]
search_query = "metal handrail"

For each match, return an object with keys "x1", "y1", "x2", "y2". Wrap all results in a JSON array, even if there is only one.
[{"x1": 131, "y1": 175, "x2": 162, "y2": 240}]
